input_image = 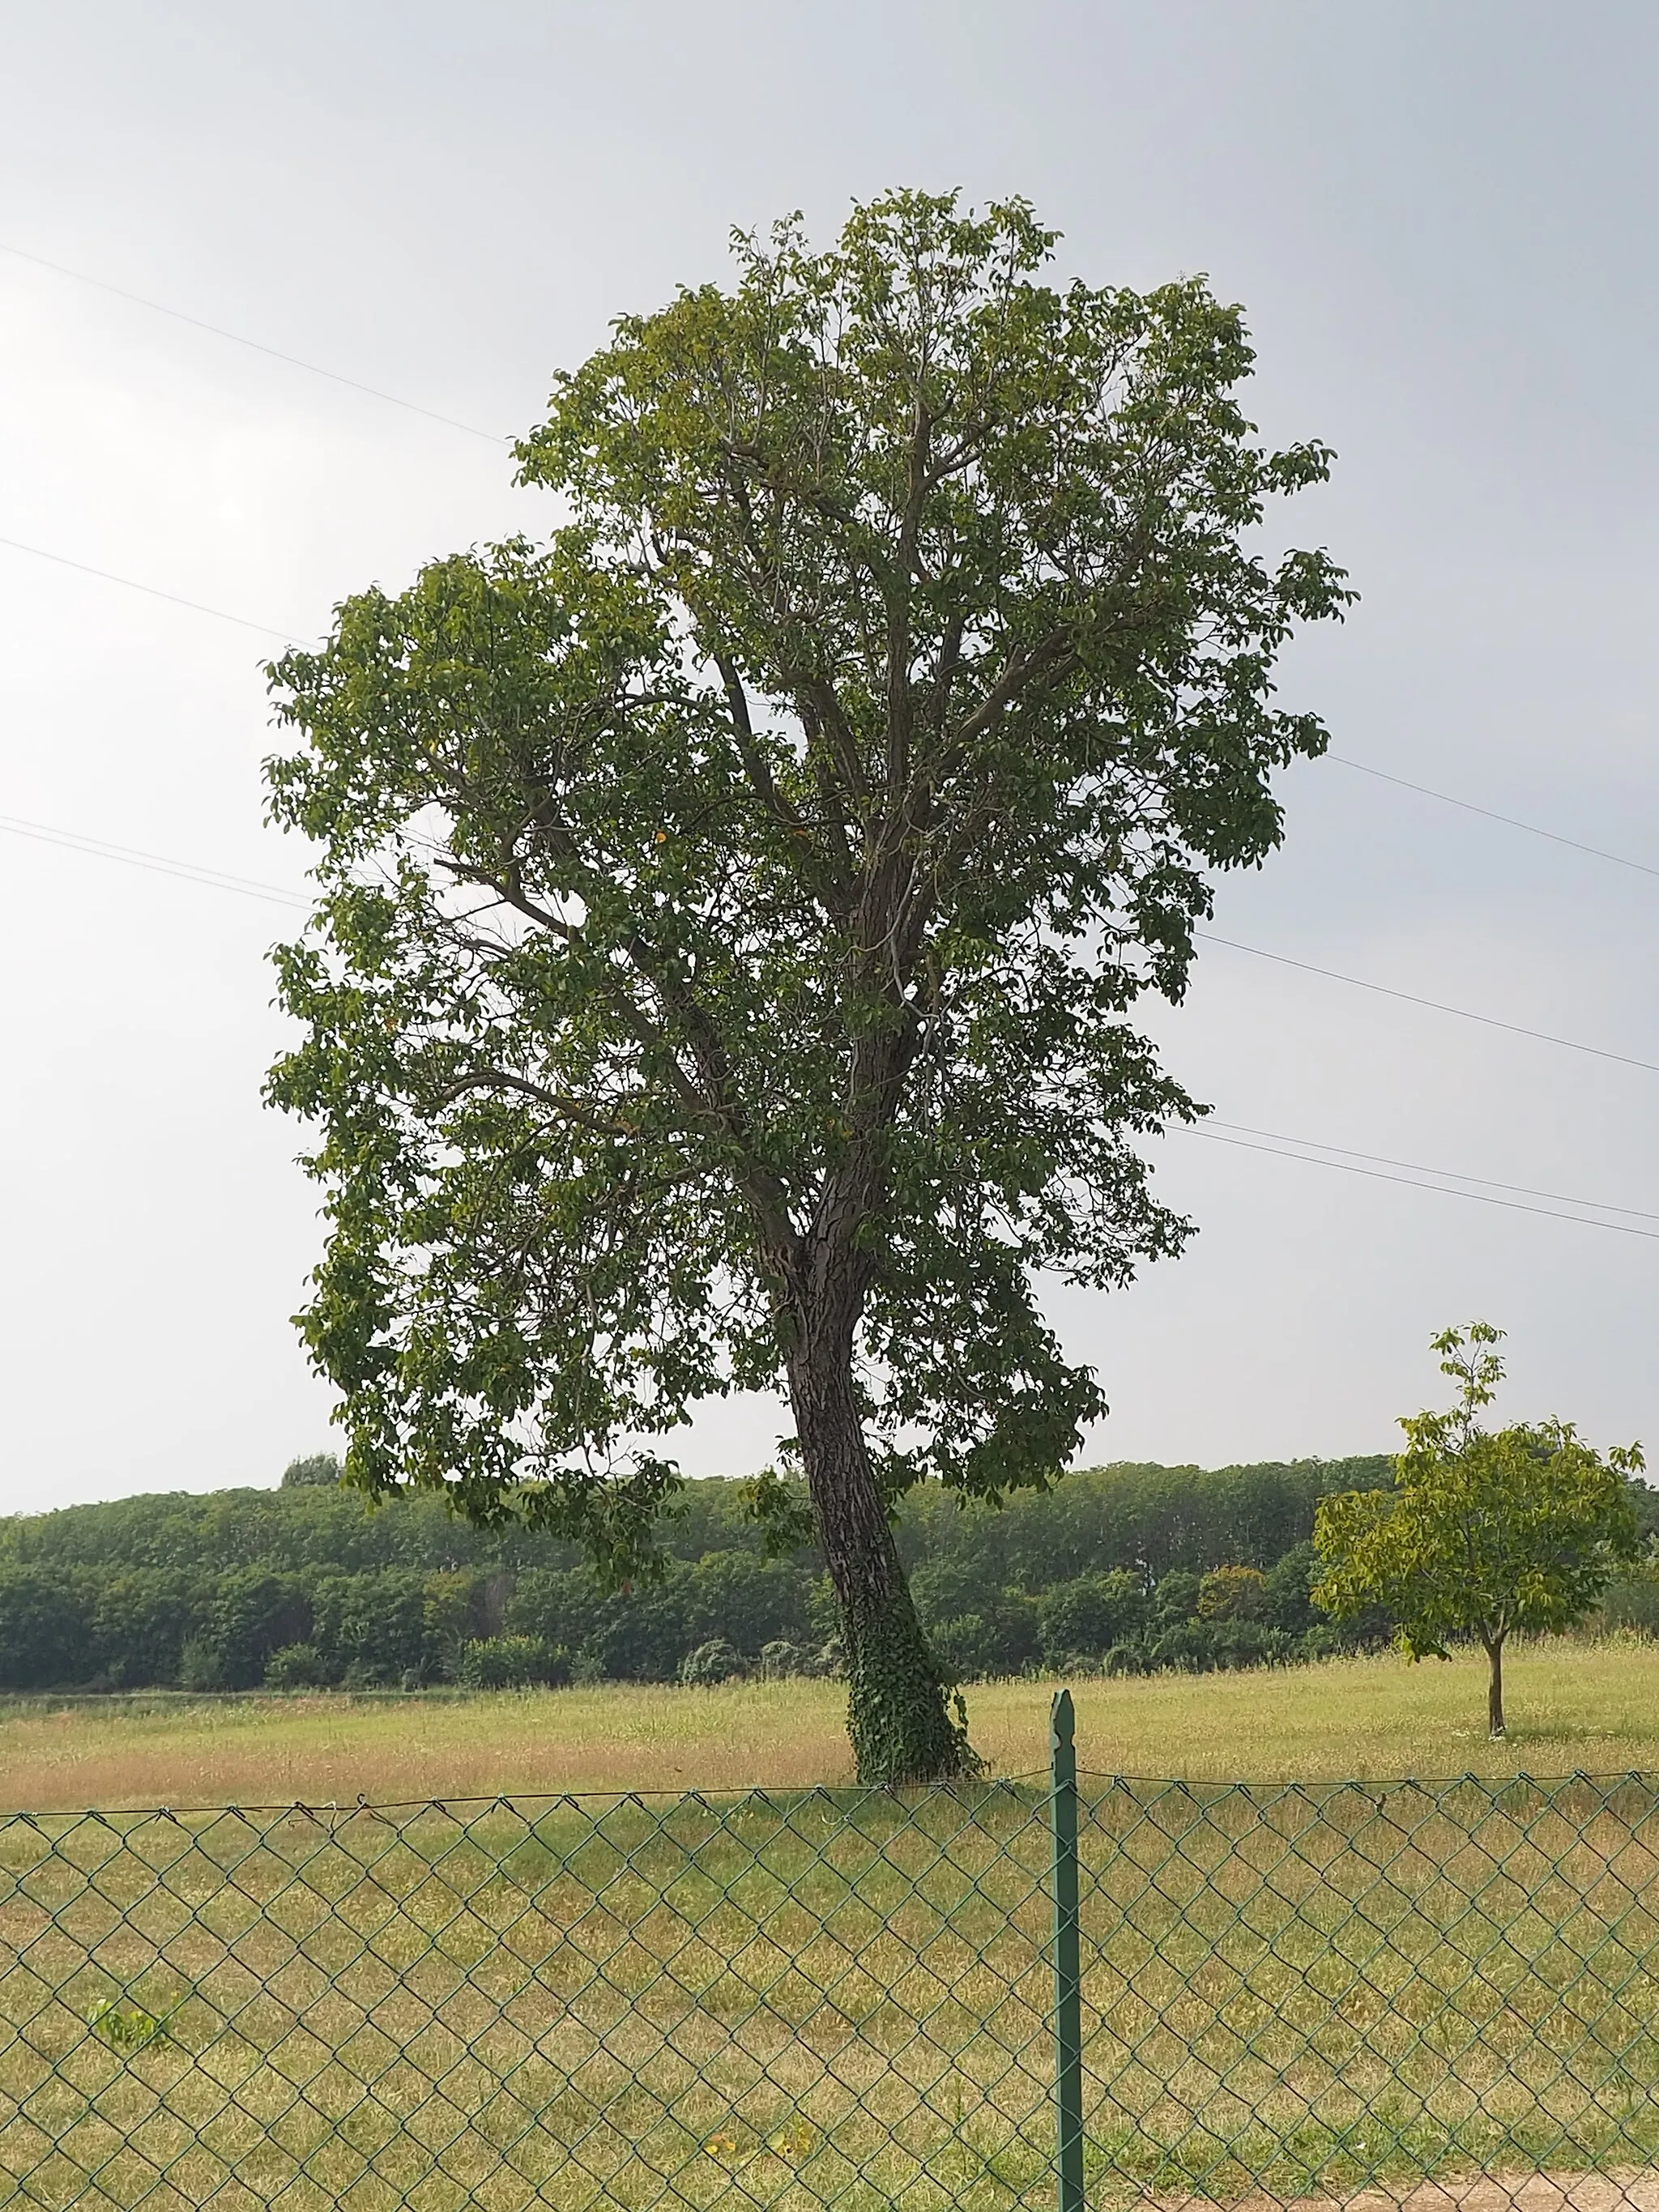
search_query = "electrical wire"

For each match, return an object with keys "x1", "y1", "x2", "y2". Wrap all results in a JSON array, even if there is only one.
[
  {"x1": 6, "y1": 241, "x2": 1659, "y2": 1102},
  {"x1": 8, "y1": 512, "x2": 1649, "y2": 914},
  {"x1": 1201, "y1": 1119, "x2": 1659, "y2": 1220},
  {"x1": 0, "y1": 813, "x2": 308, "y2": 906},
  {"x1": 1326, "y1": 752, "x2": 1659, "y2": 881},
  {"x1": 4, "y1": 237, "x2": 1653, "y2": 894},
  {"x1": 1180, "y1": 1126, "x2": 1659, "y2": 1242},
  {"x1": 11, "y1": 803, "x2": 1659, "y2": 1247},
  {"x1": 0, "y1": 533, "x2": 301, "y2": 640},
  {"x1": 0, "y1": 238, "x2": 507, "y2": 446},
  {"x1": 1194, "y1": 930, "x2": 1659, "y2": 1078}
]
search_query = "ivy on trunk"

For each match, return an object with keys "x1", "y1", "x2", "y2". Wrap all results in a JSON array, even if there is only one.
[{"x1": 264, "y1": 191, "x2": 1350, "y2": 1783}]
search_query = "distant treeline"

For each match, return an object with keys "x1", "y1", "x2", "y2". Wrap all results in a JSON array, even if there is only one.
[{"x1": 1, "y1": 1455, "x2": 1653, "y2": 1694}]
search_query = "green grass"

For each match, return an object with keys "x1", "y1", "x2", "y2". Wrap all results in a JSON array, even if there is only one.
[
  {"x1": 7, "y1": 1640, "x2": 1659, "y2": 1812},
  {"x1": 3, "y1": 1773, "x2": 1659, "y2": 2210},
  {"x1": 7, "y1": 1645, "x2": 1659, "y2": 2209}
]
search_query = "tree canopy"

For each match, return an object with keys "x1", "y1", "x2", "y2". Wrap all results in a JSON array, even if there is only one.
[
  {"x1": 264, "y1": 190, "x2": 1350, "y2": 1779},
  {"x1": 0, "y1": 1455, "x2": 1398, "y2": 1694},
  {"x1": 1314, "y1": 1324, "x2": 1645, "y2": 1737}
]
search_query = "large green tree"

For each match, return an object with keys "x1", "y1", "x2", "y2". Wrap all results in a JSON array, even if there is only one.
[
  {"x1": 264, "y1": 192, "x2": 1349, "y2": 1782},
  {"x1": 1314, "y1": 1323, "x2": 1645, "y2": 1738}
]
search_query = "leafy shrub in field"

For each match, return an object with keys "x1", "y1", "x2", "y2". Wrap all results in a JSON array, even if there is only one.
[
  {"x1": 0, "y1": 1570, "x2": 92, "y2": 1690},
  {"x1": 457, "y1": 1636, "x2": 569, "y2": 1690},
  {"x1": 1149, "y1": 1618, "x2": 1224, "y2": 1673},
  {"x1": 681, "y1": 1553, "x2": 812, "y2": 1652},
  {"x1": 279, "y1": 1454, "x2": 340, "y2": 1488},
  {"x1": 89, "y1": 1571, "x2": 197, "y2": 1688},
  {"x1": 680, "y1": 1639, "x2": 746, "y2": 1686},
  {"x1": 1263, "y1": 1543, "x2": 1320, "y2": 1632},
  {"x1": 177, "y1": 1637, "x2": 224, "y2": 1692},
  {"x1": 1198, "y1": 1565, "x2": 1269, "y2": 1622},
  {"x1": 207, "y1": 1571, "x2": 313, "y2": 1689},
  {"x1": 264, "y1": 1643, "x2": 326, "y2": 1690},
  {"x1": 1038, "y1": 1571, "x2": 1149, "y2": 1665},
  {"x1": 1154, "y1": 1569, "x2": 1203, "y2": 1623},
  {"x1": 1597, "y1": 1577, "x2": 1659, "y2": 1634},
  {"x1": 929, "y1": 1615, "x2": 1006, "y2": 1681},
  {"x1": 311, "y1": 1572, "x2": 429, "y2": 1686}
]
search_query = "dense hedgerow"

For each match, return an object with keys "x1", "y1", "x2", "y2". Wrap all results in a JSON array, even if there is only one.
[{"x1": 1, "y1": 1455, "x2": 1652, "y2": 1694}]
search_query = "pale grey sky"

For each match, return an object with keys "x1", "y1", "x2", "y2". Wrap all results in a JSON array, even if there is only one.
[{"x1": 3, "y1": 1, "x2": 1657, "y2": 1510}]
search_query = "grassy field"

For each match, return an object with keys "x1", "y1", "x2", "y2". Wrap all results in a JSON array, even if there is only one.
[
  {"x1": 2, "y1": 1640, "x2": 1659, "y2": 1813},
  {"x1": 6, "y1": 1647, "x2": 1659, "y2": 2210},
  {"x1": 3, "y1": 1767, "x2": 1657, "y2": 2211}
]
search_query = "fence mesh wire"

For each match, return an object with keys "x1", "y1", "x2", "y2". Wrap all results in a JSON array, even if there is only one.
[{"x1": 0, "y1": 1772, "x2": 1657, "y2": 2211}]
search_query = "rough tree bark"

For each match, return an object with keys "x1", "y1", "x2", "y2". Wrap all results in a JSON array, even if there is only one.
[
  {"x1": 785, "y1": 1338, "x2": 973, "y2": 1785},
  {"x1": 1485, "y1": 1634, "x2": 1506, "y2": 1739}
]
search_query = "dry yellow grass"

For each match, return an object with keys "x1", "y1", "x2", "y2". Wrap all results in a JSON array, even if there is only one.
[{"x1": 2, "y1": 1639, "x2": 1658, "y2": 1811}]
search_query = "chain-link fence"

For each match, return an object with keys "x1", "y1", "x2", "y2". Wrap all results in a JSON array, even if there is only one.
[{"x1": 2, "y1": 1696, "x2": 1659, "y2": 2211}]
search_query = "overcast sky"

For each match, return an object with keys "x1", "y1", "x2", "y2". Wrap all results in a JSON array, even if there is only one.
[{"x1": 3, "y1": 0, "x2": 1657, "y2": 1512}]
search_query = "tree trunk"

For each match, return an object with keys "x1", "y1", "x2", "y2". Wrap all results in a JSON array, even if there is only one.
[
  {"x1": 1486, "y1": 1636, "x2": 1505, "y2": 1739},
  {"x1": 786, "y1": 1318, "x2": 979, "y2": 1787}
]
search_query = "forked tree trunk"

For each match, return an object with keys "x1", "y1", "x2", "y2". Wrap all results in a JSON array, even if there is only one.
[
  {"x1": 1486, "y1": 1635, "x2": 1506, "y2": 1739},
  {"x1": 786, "y1": 1314, "x2": 979, "y2": 1787}
]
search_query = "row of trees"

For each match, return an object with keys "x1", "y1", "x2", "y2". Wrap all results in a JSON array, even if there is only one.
[
  {"x1": 2, "y1": 1453, "x2": 1394, "y2": 1578},
  {"x1": 0, "y1": 1544, "x2": 1366, "y2": 1695},
  {"x1": 0, "y1": 1454, "x2": 1405, "y2": 1694},
  {"x1": 4, "y1": 1399, "x2": 1650, "y2": 1703}
]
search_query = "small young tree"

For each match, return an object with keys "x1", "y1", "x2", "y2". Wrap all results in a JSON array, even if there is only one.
[
  {"x1": 1313, "y1": 1324, "x2": 1644, "y2": 1737},
  {"x1": 264, "y1": 190, "x2": 1350, "y2": 1784}
]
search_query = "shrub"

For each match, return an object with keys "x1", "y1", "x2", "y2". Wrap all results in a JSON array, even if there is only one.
[
  {"x1": 680, "y1": 1639, "x2": 746, "y2": 1686},
  {"x1": 1210, "y1": 1618, "x2": 1270, "y2": 1668},
  {"x1": 1153, "y1": 1569, "x2": 1203, "y2": 1622},
  {"x1": 1598, "y1": 1577, "x2": 1659, "y2": 1635},
  {"x1": 177, "y1": 1638, "x2": 224, "y2": 1692},
  {"x1": 681, "y1": 1554, "x2": 812, "y2": 1651},
  {"x1": 1260, "y1": 1542, "x2": 1318, "y2": 1631},
  {"x1": 758, "y1": 1639, "x2": 810, "y2": 1681},
  {"x1": 1198, "y1": 1564, "x2": 1269, "y2": 1622},
  {"x1": 929, "y1": 1614, "x2": 1003, "y2": 1681},
  {"x1": 1038, "y1": 1571, "x2": 1149, "y2": 1665},
  {"x1": 0, "y1": 1570, "x2": 90, "y2": 1690},
  {"x1": 458, "y1": 1636, "x2": 568, "y2": 1690},
  {"x1": 264, "y1": 1643, "x2": 326, "y2": 1690},
  {"x1": 279, "y1": 1454, "x2": 341, "y2": 1488},
  {"x1": 1148, "y1": 1618, "x2": 1220, "y2": 1672}
]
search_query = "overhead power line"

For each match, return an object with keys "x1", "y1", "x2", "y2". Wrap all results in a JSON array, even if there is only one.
[
  {"x1": 0, "y1": 813, "x2": 308, "y2": 906},
  {"x1": 9, "y1": 800, "x2": 1659, "y2": 1247},
  {"x1": 9, "y1": 517, "x2": 1648, "y2": 903},
  {"x1": 0, "y1": 533, "x2": 301, "y2": 641},
  {"x1": 2, "y1": 235, "x2": 1652, "y2": 893},
  {"x1": 1201, "y1": 1119, "x2": 1659, "y2": 1221},
  {"x1": 1195, "y1": 930, "x2": 1659, "y2": 1078},
  {"x1": 1180, "y1": 1126, "x2": 1659, "y2": 1243},
  {"x1": 1326, "y1": 752, "x2": 1659, "y2": 881},
  {"x1": 0, "y1": 238, "x2": 508, "y2": 446}
]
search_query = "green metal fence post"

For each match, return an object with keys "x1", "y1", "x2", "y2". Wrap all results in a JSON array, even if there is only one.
[{"x1": 1051, "y1": 1687, "x2": 1085, "y2": 2212}]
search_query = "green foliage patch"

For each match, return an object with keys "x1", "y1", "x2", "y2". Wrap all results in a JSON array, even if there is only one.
[{"x1": 0, "y1": 1456, "x2": 1407, "y2": 1695}]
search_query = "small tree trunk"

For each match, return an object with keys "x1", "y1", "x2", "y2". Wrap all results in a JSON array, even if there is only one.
[
  {"x1": 787, "y1": 1319, "x2": 979, "y2": 1787},
  {"x1": 1486, "y1": 1636, "x2": 1506, "y2": 1739}
]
